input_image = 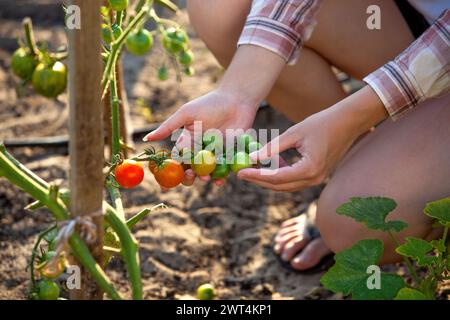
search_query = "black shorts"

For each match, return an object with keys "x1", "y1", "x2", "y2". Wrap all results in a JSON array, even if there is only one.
[{"x1": 395, "y1": 0, "x2": 430, "y2": 38}]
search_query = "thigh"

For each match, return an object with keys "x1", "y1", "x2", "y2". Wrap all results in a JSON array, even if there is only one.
[{"x1": 317, "y1": 94, "x2": 450, "y2": 263}]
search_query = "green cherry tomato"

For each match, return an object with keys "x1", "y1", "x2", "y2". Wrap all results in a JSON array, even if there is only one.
[
  {"x1": 38, "y1": 280, "x2": 60, "y2": 300},
  {"x1": 236, "y1": 134, "x2": 254, "y2": 152},
  {"x1": 191, "y1": 150, "x2": 216, "y2": 176},
  {"x1": 157, "y1": 66, "x2": 169, "y2": 81},
  {"x1": 162, "y1": 27, "x2": 188, "y2": 54},
  {"x1": 11, "y1": 47, "x2": 37, "y2": 80},
  {"x1": 184, "y1": 66, "x2": 195, "y2": 77},
  {"x1": 202, "y1": 131, "x2": 223, "y2": 152},
  {"x1": 197, "y1": 284, "x2": 215, "y2": 300},
  {"x1": 178, "y1": 50, "x2": 194, "y2": 66},
  {"x1": 231, "y1": 151, "x2": 252, "y2": 173},
  {"x1": 211, "y1": 157, "x2": 230, "y2": 180},
  {"x1": 32, "y1": 61, "x2": 67, "y2": 98},
  {"x1": 102, "y1": 24, "x2": 122, "y2": 43},
  {"x1": 126, "y1": 29, "x2": 153, "y2": 56},
  {"x1": 247, "y1": 141, "x2": 263, "y2": 154},
  {"x1": 108, "y1": 0, "x2": 128, "y2": 11}
]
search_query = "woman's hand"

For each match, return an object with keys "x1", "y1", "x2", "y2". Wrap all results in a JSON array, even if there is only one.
[{"x1": 238, "y1": 86, "x2": 388, "y2": 191}]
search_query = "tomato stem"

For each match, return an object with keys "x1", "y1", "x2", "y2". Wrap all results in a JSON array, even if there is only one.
[{"x1": 22, "y1": 18, "x2": 39, "y2": 56}]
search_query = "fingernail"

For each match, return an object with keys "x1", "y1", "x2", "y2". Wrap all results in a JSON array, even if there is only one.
[
  {"x1": 273, "y1": 244, "x2": 281, "y2": 253},
  {"x1": 142, "y1": 132, "x2": 152, "y2": 141},
  {"x1": 293, "y1": 255, "x2": 304, "y2": 264}
]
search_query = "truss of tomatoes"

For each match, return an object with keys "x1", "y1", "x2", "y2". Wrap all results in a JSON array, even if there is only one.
[{"x1": 113, "y1": 134, "x2": 263, "y2": 190}]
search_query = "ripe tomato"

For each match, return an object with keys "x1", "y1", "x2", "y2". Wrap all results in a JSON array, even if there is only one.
[
  {"x1": 126, "y1": 29, "x2": 153, "y2": 56},
  {"x1": 115, "y1": 160, "x2": 144, "y2": 188},
  {"x1": 38, "y1": 280, "x2": 60, "y2": 300},
  {"x1": 157, "y1": 66, "x2": 169, "y2": 81},
  {"x1": 231, "y1": 151, "x2": 252, "y2": 173},
  {"x1": 39, "y1": 251, "x2": 66, "y2": 279},
  {"x1": 153, "y1": 159, "x2": 185, "y2": 188},
  {"x1": 236, "y1": 134, "x2": 254, "y2": 152},
  {"x1": 197, "y1": 284, "x2": 215, "y2": 300},
  {"x1": 162, "y1": 27, "x2": 188, "y2": 54},
  {"x1": 148, "y1": 149, "x2": 170, "y2": 174},
  {"x1": 191, "y1": 150, "x2": 216, "y2": 176},
  {"x1": 102, "y1": 24, "x2": 122, "y2": 43},
  {"x1": 178, "y1": 50, "x2": 193, "y2": 66},
  {"x1": 211, "y1": 157, "x2": 230, "y2": 180},
  {"x1": 32, "y1": 61, "x2": 67, "y2": 98},
  {"x1": 11, "y1": 47, "x2": 37, "y2": 80},
  {"x1": 108, "y1": 0, "x2": 128, "y2": 11}
]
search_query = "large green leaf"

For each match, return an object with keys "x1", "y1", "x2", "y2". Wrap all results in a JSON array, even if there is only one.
[
  {"x1": 320, "y1": 239, "x2": 405, "y2": 300},
  {"x1": 395, "y1": 288, "x2": 429, "y2": 300},
  {"x1": 424, "y1": 198, "x2": 450, "y2": 226},
  {"x1": 336, "y1": 197, "x2": 408, "y2": 232},
  {"x1": 396, "y1": 237, "x2": 437, "y2": 267}
]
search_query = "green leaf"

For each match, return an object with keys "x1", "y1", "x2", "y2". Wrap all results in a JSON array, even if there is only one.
[
  {"x1": 336, "y1": 197, "x2": 408, "y2": 232},
  {"x1": 430, "y1": 240, "x2": 446, "y2": 254},
  {"x1": 396, "y1": 237, "x2": 437, "y2": 267},
  {"x1": 424, "y1": 198, "x2": 450, "y2": 226},
  {"x1": 395, "y1": 288, "x2": 429, "y2": 300},
  {"x1": 155, "y1": 0, "x2": 178, "y2": 12},
  {"x1": 320, "y1": 239, "x2": 405, "y2": 300}
]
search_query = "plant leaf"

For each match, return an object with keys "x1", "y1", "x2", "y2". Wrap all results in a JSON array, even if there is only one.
[
  {"x1": 395, "y1": 288, "x2": 429, "y2": 300},
  {"x1": 336, "y1": 197, "x2": 408, "y2": 232},
  {"x1": 430, "y1": 240, "x2": 446, "y2": 254},
  {"x1": 424, "y1": 198, "x2": 450, "y2": 226},
  {"x1": 396, "y1": 237, "x2": 437, "y2": 267},
  {"x1": 155, "y1": 0, "x2": 178, "y2": 12},
  {"x1": 320, "y1": 239, "x2": 405, "y2": 300}
]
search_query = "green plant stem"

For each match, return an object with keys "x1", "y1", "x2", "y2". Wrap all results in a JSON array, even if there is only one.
[
  {"x1": 388, "y1": 231, "x2": 420, "y2": 284},
  {"x1": 22, "y1": 18, "x2": 38, "y2": 56},
  {"x1": 104, "y1": 204, "x2": 143, "y2": 300},
  {"x1": 109, "y1": 76, "x2": 121, "y2": 156},
  {"x1": 126, "y1": 204, "x2": 166, "y2": 229},
  {"x1": 106, "y1": 177, "x2": 125, "y2": 221},
  {"x1": 116, "y1": 10, "x2": 124, "y2": 27},
  {"x1": 29, "y1": 225, "x2": 57, "y2": 286},
  {"x1": 0, "y1": 147, "x2": 121, "y2": 300},
  {"x1": 101, "y1": 4, "x2": 150, "y2": 95}
]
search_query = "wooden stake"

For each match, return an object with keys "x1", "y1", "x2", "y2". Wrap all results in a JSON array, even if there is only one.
[{"x1": 68, "y1": 0, "x2": 104, "y2": 300}]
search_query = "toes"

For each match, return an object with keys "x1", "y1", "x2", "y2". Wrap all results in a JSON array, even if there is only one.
[
  {"x1": 290, "y1": 238, "x2": 332, "y2": 271},
  {"x1": 280, "y1": 236, "x2": 310, "y2": 261}
]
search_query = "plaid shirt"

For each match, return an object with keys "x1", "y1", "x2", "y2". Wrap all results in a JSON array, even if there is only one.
[{"x1": 238, "y1": 1, "x2": 449, "y2": 121}]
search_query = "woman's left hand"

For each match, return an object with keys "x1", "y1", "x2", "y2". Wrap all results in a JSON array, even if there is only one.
[{"x1": 237, "y1": 86, "x2": 388, "y2": 191}]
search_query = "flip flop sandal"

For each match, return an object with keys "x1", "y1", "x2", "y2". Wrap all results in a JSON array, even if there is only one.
[{"x1": 275, "y1": 203, "x2": 335, "y2": 274}]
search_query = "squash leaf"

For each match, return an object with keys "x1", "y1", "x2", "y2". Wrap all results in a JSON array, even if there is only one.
[
  {"x1": 424, "y1": 198, "x2": 450, "y2": 226},
  {"x1": 395, "y1": 288, "x2": 429, "y2": 300},
  {"x1": 320, "y1": 239, "x2": 405, "y2": 300},
  {"x1": 396, "y1": 237, "x2": 437, "y2": 267},
  {"x1": 336, "y1": 197, "x2": 407, "y2": 232}
]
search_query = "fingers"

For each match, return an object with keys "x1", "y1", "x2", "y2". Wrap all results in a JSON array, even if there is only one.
[
  {"x1": 181, "y1": 169, "x2": 196, "y2": 186},
  {"x1": 250, "y1": 128, "x2": 300, "y2": 163},
  {"x1": 143, "y1": 108, "x2": 190, "y2": 142}
]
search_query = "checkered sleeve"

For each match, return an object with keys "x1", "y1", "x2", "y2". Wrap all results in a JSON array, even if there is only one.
[
  {"x1": 364, "y1": 10, "x2": 450, "y2": 121},
  {"x1": 237, "y1": 0, "x2": 323, "y2": 65}
]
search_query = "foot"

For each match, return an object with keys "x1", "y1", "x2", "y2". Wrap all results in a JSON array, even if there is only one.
[{"x1": 274, "y1": 213, "x2": 332, "y2": 271}]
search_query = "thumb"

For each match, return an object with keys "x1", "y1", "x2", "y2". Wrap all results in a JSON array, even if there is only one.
[
  {"x1": 250, "y1": 128, "x2": 299, "y2": 162},
  {"x1": 143, "y1": 109, "x2": 190, "y2": 141}
]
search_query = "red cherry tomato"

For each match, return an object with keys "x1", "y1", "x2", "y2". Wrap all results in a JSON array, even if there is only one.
[
  {"x1": 114, "y1": 160, "x2": 144, "y2": 188},
  {"x1": 153, "y1": 159, "x2": 185, "y2": 189}
]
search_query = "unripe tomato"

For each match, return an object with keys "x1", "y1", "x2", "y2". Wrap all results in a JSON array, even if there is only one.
[
  {"x1": 148, "y1": 149, "x2": 170, "y2": 174},
  {"x1": 126, "y1": 29, "x2": 153, "y2": 56},
  {"x1": 32, "y1": 61, "x2": 67, "y2": 98},
  {"x1": 153, "y1": 159, "x2": 185, "y2": 189},
  {"x1": 247, "y1": 141, "x2": 263, "y2": 154},
  {"x1": 191, "y1": 150, "x2": 216, "y2": 176},
  {"x1": 38, "y1": 280, "x2": 60, "y2": 300},
  {"x1": 211, "y1": 157, "x2": 230, "y2": 180},
  {"x1": 178, "y1": 50, "x2": 194, "y2": 66},
  {"x1": 115, "y1": 160, "x2": 145, "y2": 188},
  {"x1": 184, "y1": 66, "x2": 195, "y2": 77},
  {"x1": 236, "y1": 134, "x2": 254, "y2": 152},
  {"x1": 197, "y1": 284, "x2": 215, "y2": 300},
  {"x1": 102, "y1": 24, "x2": 122, "y2": 43},
  {"x1": 162, "y1": 27, "x2": 188, "y2": 54},
  {"x1": 108, "y1": 0, "x2": 128, "y2": 11},
  {"x1": 157, "y1": 66, "x2": 169, "y2": 81},
  {"x1": 11, "y1": 47, "x2": 37, "y2": 80},
  {"x1": 231, "y1": 151, "x2": 252, "y2": 173}
]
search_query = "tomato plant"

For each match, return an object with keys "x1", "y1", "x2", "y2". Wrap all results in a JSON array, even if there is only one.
[
  {"x1": 102, "y1": 24, "x2": 123, "y2": 44},
  {"x1": 230, "y1": 151, "x2": 252, "y2": 173},
  {"x1": 162, "y1": 27, "x2": 188, "y2": 54},
  {"x1": 197, "y1": 284, "x2": 215, "y2": 300},
  {"x1": 211, "y1": 157, "x2": 230, "y2": 180},
  {"x1": 191, "y1": 150, "x2": 216, "y2": 176},
  {"x1": 148, "y1": 149, "x2": 171, "y2": 174},
  {"x1": 11, "y1": 47, "x2": 37, "y2": 80},
  {"x1": 178, "y1": 50, "x2": 194, "y2": 66},
  {"x1": 108, "y1": 0, "x2": 129, "y2": 12},
  {"x1": 31, "y1": 61, "x2": 67, "y2": 98},
  {"x1": 114, "y1": 160, "x2": 145, "y2": 189},
  {"x1": 157, "y1": 66, "x2": 169, "y2": 81},
  {"x1": 126, "y1": 29, "x2": 153, "y2": 56},
  {"x1": 153, "y1": 159, "x2": 185, "y2": 188},
  {"x1": 37, "y1": 280, "x2": 60, "y2": 300}
]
